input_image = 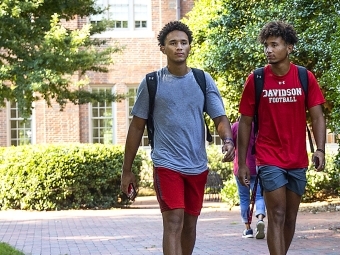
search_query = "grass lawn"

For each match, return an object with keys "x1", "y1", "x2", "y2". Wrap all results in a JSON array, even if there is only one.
[{"x1": 0, "y1": 242, "x2": 25, "y2": 255}]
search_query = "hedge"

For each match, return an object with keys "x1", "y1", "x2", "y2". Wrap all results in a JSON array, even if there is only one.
[{"x1": 0, "y1": 143, "x2": 145, "y2": 211}]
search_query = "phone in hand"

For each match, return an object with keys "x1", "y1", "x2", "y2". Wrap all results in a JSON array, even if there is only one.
[
  {"x1": 127, "y1": 183, "x2": 138, "y2": 201},
  {"x1": 314, "y1": 156, "x2": 320, "y2": 168}
]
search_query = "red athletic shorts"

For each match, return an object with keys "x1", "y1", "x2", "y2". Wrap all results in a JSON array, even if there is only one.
[{"x1": 153, "y1": 167, "x2": 208, "y2": 216}]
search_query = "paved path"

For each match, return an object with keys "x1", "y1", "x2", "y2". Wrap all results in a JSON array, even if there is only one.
[{"x1": 0, "y1": 197, "x2": 339, "y2": 255}]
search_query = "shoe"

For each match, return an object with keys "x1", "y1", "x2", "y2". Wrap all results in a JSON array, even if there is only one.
[
  {"x1": 255, "y1": 220, "x2": 265, "y2": 239},
  {"x1": 242, "y1": 228, "x2": 253, "y2": 238}
]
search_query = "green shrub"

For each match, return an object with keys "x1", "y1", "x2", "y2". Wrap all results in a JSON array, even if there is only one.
[
  {"x1": 0, "y1": 242, "x2": 25, "y2": 255},
  {"x1": 207, "y1": 144, "x2": 233, "y2": 180},
  {"x1": 138, "y1": 154, "x2": 154, "y2": 190},
  {"x1": 303, "y1": 152, "x2": 340, "y2": 202},
  {"x1": 220, "y1": 175, "x2": 239, "y2": 210},
  {"x1": 206, "y1": 145, "x2": 236, "y2": 207},
  {"x1": 0, "y1": 143, "x2": 145, "y2": 211}
]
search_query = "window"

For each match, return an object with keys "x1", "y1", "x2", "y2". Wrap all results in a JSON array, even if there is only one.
[
  {"x1": 211, "y1": 130, "x2": 223, "y2": 146},
  {"x1": 326, "y1": 129, "x2": 339, "y2": 144},
  {"x1": 91, "y1": 0, "x2": 149, "y2": 31},
  {"x1": 128, "y1": 87, "x2": 149, "y2": 146},
  {"x1": 9, "y1": 101, "x2": 32, "y2": 146},
  {"x1": 91, "y1": 88, "x2": 114, "y2": 144},
  {"x1": 133, "y1": 0, "x2": 148, "y2": 29}
]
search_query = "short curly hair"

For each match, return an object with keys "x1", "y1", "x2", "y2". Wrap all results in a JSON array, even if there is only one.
[
  {"x1": 258, "y1": 21, "x2": 298, "y2": 45},
  {"x1": 157, "y1": 21, "x2": 193, "y2": 46}
]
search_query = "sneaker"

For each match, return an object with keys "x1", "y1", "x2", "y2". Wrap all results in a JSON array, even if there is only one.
[
  {"x1": 255, "y1": 220, "x2": 265, "y2": 239},
  {"x1": 242, "y1": 228, "x2": 253, "y2": 238}
]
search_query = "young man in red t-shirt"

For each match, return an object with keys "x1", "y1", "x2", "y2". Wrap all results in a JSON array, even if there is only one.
[{"x1": 237, "y1": 21, "x2": 326, "y2": 255}]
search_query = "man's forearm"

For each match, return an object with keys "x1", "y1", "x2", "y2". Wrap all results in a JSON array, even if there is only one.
[
  {"x1": 214, "y1": 115, "x2": 233, "y2": 139},
  {"x1": 122, "y1": 126, "x2": 145, "y2": 172},
  {"x1": 312, "y1": 120, "x2": 326, "y2": 151},
  {"x1": 237, "y1": 119, "x2": 252, "y2": 167}
]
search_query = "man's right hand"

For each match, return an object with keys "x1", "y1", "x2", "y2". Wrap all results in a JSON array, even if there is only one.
[
  {"x1": 237, "y1": 165, "x2": 251, "y2": 187},
  {"x1": 120, "y1": 170, "x2": 136, "y2": 195}
]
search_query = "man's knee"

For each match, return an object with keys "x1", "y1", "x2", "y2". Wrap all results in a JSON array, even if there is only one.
[
  {"x1": 163, "y1": 209, "x2": 184, "y2": 232},
  {"x1": 268, "y1": 207, "x2": 286, "y2": 225},
  {"x1": 285, "y1": 210, "x2": 298, "y2": 226}
]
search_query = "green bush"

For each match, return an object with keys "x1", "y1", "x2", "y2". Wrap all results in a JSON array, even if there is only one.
[
  {"x1": 303, "y1": 152, "x2": 340, "y2": 202},
  {"x1": 207, "y1": 145, "x2": 236, "y2": 207},
  {"x1": 138, "y1": 154, "x2": 154, "y2": 190},
  {"x1": 207, "y1": 144, "x2": 233, "y2": 180},
  {"x1": 220, "y1": 175, "x2": 239, "y2": 210},
  {"x1": 0, "y1": 242, "x2": 25, "y2": 255},
  {"x1": 0, "y1": 144, "x2": 145, "y2": 211}
]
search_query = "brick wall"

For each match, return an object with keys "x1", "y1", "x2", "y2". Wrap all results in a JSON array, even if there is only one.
[
  {"x1": 34, "y1": 100, "x2": 80, "y2": 144},
  {"x1": 181, "y1": 0, "x2": 195, "y2": 18}
]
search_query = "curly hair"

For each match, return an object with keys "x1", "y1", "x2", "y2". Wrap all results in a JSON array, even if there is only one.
[
  {"x1": 157, "y1": 21, "x2": 193, "y2": 46},
  {"x1": 258, "y1": 21, "x2": 298, "y2": 45}
]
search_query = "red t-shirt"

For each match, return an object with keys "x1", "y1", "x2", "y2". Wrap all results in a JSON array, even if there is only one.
[{"x1": 239, "y1": 63, "x2": 325, "y2": 169}]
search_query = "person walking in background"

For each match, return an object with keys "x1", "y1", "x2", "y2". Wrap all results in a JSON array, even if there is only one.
[
  {"x1": 237, "y1": 21, "x2": 326, "y2": 255},
  {"x1": 121, "y1": 21, "x2": 235, "y2": 255},
  {"x1": 232, "y1": 119, "x2": 266, "y2": 239}
]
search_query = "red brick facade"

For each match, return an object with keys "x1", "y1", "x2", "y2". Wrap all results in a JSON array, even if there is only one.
[{"x1": 0, "y1": 0, "x2": 196, "y2": 147}]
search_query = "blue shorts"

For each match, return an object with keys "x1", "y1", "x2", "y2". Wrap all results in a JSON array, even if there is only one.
[{"x1": 258, "y1": 165, "x2": 307, "y2": 196}]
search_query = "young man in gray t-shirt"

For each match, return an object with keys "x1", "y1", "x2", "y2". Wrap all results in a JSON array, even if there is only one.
[{"x1": 121, "y1": 21, "x2": 234, "y2": 255}]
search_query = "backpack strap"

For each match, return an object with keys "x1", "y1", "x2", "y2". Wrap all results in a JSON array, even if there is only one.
[
  {"x1": 191, "y1": 68, "x2": 213, "y2": 143},
  {"x1": 146, "y1": 71, "x2": 157, "y2": 149},
  {"x1": 297, "y1": 65, "x2": 308, "y2": 105},
  {"x1": 296, "y1": 65, "x2": 314, "y2": 153},
  {"x1": 192, "y1": 68, "x2": 207, "y2": 112},
  {"x1": 252, "y1": 67, "x2": 264, "y2": 154}
]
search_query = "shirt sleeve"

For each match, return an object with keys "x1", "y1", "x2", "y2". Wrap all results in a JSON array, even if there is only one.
[{"x1": 131, "y1": 78, "x2": 149, "y2": 120}]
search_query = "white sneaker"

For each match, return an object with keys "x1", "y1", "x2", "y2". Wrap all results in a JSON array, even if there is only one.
[
  {"x1": 255, "y1": 220, "x2": 265, "y2": 239},
  {"x1": 242, "y1": 228, "x2": 253, "y2": 238}
]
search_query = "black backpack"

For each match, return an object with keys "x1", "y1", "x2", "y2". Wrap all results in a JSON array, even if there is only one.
[
  {"x1": 145, "y1": 68, "x2": 212, "y2": 149},
  {"x1": 252, "y1": 65, "x2": 314, "y2": 153}
]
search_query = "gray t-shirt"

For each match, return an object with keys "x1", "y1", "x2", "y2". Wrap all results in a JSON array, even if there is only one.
[{"x1": 131, "y1": 67, "x2": 226, "y2": 174}]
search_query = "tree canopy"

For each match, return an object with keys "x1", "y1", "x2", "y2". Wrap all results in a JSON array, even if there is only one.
[
  {"x1": 184, "y1": 0, "x2": 340, "y2": 125},
  {"x1": 0, "y1": 0, "x2": 123, "y2": 118}
]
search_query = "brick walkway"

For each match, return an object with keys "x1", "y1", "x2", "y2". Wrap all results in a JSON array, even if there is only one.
[{"x1": 0, "y1": 197, "x2": 339, "y2": 255}]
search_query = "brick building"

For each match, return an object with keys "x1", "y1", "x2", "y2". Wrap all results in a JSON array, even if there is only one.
[
  {"x1": 0, "y1": 0, "x2": 199, "y2": 147},
  {"x1": 1, "y1": 0, "x2": 336, "y2": 151}
]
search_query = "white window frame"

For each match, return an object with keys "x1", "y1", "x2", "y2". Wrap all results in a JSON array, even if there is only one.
[
  {"x1": 90, "y1": 0, "x2": 153, "y2": 38},
  {"x1": 89, "y1": 86, "x2": 116, "y2": 144},
  {"x1": 127, "y1": 86, "x2": 149, "y2": 147},
  {"x1": 211, "y1": 129, "x2": 223, "y2": 146},
  {"x1": 7, "y1": 101, "x2": 34, "y2": 146}
]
